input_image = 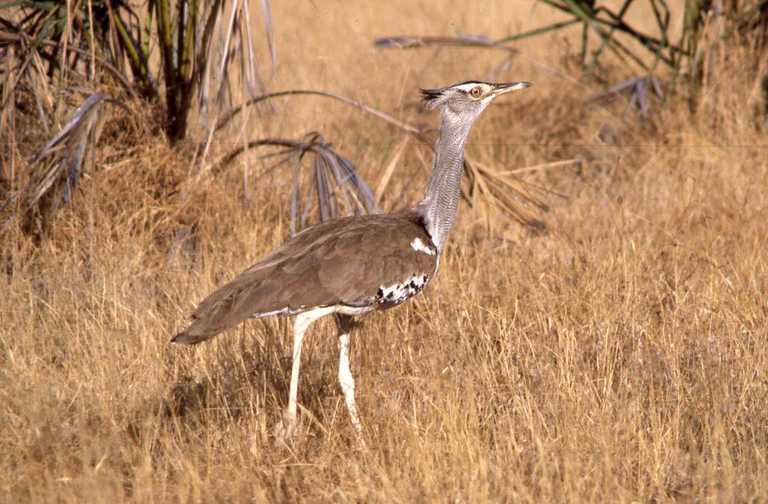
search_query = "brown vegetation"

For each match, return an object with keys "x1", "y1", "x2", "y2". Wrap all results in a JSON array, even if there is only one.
[{"x1": 2, "y1": 1, "x2": 767, "y2": 501}]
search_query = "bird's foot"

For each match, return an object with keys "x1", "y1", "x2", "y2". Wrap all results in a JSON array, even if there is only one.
[
  {"x1": 346, "y1": 415, "x2": 367, "y2": 451},
  {"x1": 273, "y1": 409, "x2": 297, "y2": 447},
  {"x1": 352, "y1": 430, "x2": 368, "y2": 452}
]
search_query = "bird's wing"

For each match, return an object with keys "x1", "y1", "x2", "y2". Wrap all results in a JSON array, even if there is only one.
[{"x1": 172, "y1": 213, "x2": 437, "y2": 344}]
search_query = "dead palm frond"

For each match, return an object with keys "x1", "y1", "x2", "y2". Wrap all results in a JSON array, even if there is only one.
[
  {"x1": 1, "y1": 93, "x2": 129, "y2": 238},
  {"x1": 212, "y1": 132, "x2": 378, "y2": 235},
  {"x1": 588, "y1": 74, "x2": 664, "y2": 117},
  {"x1": 374, "y1": 35, "x2": 520, "y2": 82}
]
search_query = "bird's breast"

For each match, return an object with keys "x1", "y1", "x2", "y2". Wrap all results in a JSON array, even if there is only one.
[
  {"x1": 375, "y1": 272, "x2": 431, "y2": 308},
  {"x1": 373, "y1": 233, "x2": 440, "y2": 309}
]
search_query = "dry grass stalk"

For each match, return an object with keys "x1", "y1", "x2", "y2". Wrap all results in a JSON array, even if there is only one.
[{"x1": 375, "y1": 135, "x2": 410, "y2": 203}]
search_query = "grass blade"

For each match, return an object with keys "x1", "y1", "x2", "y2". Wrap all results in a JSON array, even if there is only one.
[
  {"x1": 259, "y1": 0, "x2": 276, "y2": 76},
  {"x1": 375, "y1": 136, "x2": 409, "y2": 203}
]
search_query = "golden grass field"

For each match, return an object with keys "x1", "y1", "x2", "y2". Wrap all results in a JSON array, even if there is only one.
[{"x1": 2, "y1": 1, "x2": 768, "y2": 501}]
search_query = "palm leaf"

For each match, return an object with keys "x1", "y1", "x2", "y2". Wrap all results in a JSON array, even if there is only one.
[
  {"x1": 212, "y1": 133, "x2": 379, "y2": 234},
  {"x1": 1, "y1": 93, "x2": 129, "y2": 236}
]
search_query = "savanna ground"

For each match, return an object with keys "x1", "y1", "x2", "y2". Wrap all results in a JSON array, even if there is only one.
[{"x1": 2, "y1": 1, "x2": 768, "y2": 501}]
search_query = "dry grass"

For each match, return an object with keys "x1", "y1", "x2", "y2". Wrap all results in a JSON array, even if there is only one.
[{"x1": 2, "y1": 1, "x2": 768, "y2": 502}]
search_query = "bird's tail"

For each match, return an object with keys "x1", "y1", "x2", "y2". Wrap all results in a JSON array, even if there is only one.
[{"x1": 170, "y1": 320, "x2": 219, "y2": 345}]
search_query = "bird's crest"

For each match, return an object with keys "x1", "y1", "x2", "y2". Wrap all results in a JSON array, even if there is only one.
[{"x1": 420, "y1": 87, "x2": 447, "y2": 110}]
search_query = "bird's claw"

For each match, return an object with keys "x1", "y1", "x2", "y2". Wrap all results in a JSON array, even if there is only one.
[{"x1": 273, "y1": 409, "x2": 297, "y2": 447}]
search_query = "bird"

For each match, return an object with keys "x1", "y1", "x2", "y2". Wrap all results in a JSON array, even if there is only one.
[{"x1": 172, "y1": 80, "x2": 532, "y2": 444}]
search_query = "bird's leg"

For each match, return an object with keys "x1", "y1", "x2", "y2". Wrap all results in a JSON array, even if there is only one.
[
  {"x1": 275, "y1": 312, "x2": 312, "y2": 443},
  {"x1": 336, "y1": 315, "x2": 366, "y2": 447}
]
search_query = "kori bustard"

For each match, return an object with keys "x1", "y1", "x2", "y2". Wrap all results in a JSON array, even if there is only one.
[{"x1": 173, "y1": 80, "x2": 532, "y2": 443}]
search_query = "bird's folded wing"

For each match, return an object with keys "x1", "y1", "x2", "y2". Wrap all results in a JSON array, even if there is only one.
[{"x1": 173, "y1": 213, "x2": 436, "y2": 344}]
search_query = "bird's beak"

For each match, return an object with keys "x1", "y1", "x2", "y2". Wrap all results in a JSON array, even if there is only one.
[{"x1": 492, "y1": 81, "x2": 532, "y2": 97}]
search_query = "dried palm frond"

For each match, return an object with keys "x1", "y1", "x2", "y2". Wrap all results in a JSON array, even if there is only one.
[
  {"x1": 1, "y1": 93, "x2": 129, "y2": 238},
  {"x1": 589, "y1": 74, "x2": 664, "y2": 117},
  {"x1": 212, "y1": 132, "x2": 378, "y2": 235},
  {"x1": 374, "y1": 35, "x2": 520, "y2": 82},
  {"x1": 374, "y1": 34, "x2": 516, "y2": 51},
  {"x1": 462, "y1": 158, "x2": 558, "y2": 232}
]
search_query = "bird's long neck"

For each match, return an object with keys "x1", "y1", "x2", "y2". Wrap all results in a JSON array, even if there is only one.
[{"x1": 419, "y1": 109, "x2": 475, "y2": 251}]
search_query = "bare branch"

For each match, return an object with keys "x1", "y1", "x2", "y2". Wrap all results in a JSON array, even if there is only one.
[{"x1": 215, "y1": 89, "x2": 424, "y2": 136}]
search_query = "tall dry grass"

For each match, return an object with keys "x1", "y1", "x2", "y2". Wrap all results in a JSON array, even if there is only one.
[{"x1": 2, "y1": 1, "x2": 768, "y2": 502}]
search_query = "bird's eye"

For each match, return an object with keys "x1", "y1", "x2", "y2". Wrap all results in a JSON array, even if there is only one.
[{"x1": 470, "y1": 87, "x2": 483, "y2": 98}]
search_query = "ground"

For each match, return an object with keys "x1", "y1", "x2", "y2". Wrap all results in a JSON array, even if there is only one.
[{"x1": 1, "y1": 1, "x2": 767, "y2": 502}]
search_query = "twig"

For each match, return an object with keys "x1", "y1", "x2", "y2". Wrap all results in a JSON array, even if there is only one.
[
  {"x1": 215, "y1": 89, "x2": 423, "y2": 136},
  {"x1": 505, "y1": 158, "x2": 583, "y2": 175},
  {"x1": 374, "y1": 35, "x2": 516, "y2": 53}
]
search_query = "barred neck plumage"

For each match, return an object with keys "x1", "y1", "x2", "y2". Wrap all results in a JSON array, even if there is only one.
[{"x1": 419, "y1": 107, "x2": 476, "y2": 252}]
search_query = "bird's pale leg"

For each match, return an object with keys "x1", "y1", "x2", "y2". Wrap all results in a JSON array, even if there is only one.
[
  {"x1": 337, "y1": 316, "x2": 365, "y2": 447},
  {"x1": 276, "y1": 312, "x2": 312, "y2": 443}
]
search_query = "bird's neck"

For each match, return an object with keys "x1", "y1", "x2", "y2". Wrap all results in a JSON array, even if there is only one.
[{"x1": 419, "y1": 109, "x2": 474, "y2": 252}]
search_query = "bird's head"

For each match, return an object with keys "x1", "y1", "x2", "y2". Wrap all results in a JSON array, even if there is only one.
[{"x1": 421, "y1": 80, "x2": 531, "y2": 120}]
